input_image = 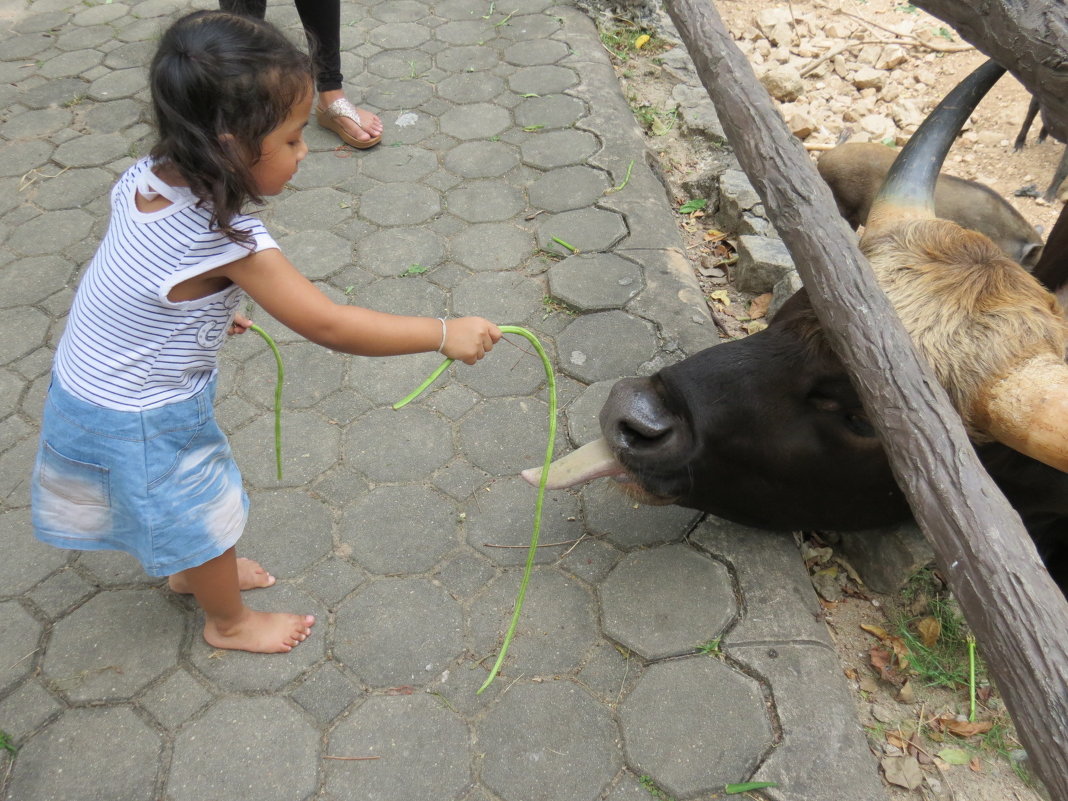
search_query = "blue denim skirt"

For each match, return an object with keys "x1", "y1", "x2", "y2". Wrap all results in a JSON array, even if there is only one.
[{"x1": 31, "y1": 375, "x2": 248, "y2": 577}]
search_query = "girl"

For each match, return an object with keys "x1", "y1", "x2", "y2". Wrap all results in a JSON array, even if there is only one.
[{"x1": 30, "y1": 10, "x2": 500, "y2": 654}]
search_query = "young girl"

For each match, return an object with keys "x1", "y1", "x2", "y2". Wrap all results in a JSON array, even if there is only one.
[{"x1": 30, "y1": 10, "x2": 501, "y2": 654}]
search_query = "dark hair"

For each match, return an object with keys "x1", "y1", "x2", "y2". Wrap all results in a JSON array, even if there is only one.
[{"x1": 149, "y1": 10, "x2": 313, "y2": 244}]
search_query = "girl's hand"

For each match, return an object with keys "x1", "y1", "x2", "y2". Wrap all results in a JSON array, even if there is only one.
[
  {"x1": 441, "y1": 317, "x2": 502, "y2": 365},
  {"x1": 228, "y1": 313, "x2": 253, "y2": 336}
]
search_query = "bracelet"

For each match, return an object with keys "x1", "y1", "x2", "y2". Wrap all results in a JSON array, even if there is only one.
[{"x1": 436, "y1": 317, "x2": 448, "y2": 354}]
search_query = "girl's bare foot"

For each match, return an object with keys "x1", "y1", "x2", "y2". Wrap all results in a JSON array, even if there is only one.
[
  {"x1": 168, "y1": 557, "x2": 275, "y2": 594},
  {"x1": 203, "y1": 610, "x2": 315, "y2": 654}
]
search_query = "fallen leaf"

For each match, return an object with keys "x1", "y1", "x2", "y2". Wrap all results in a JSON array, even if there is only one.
[
  {"x1": 941, "y1": 718, "x2": 994, "y2": 738},
  {"x1": 861, "y1": 623, "x2": 891, "y2": 640},
  {"x1": 896, "y1": 679, "x2": 916, "y2": 704},
  {"x1": 748, "y1": 293, "x2": 772, "y2": 319},
  {"x1": 916, "y1": 616, "x2": 942, "y2": 647},
  {"x1": 970, "y1": 756, "x2": 983, "y2": 772},
  {"x1": 704, "y1": 228, "x2": 728, "y2": 242},
  {"x1": 881, "y1": 755, "x2": 923, "y2": 790},
  {"x1": 886, "y1": 729, "x2": 909, "y2": 750},
  {"x1": 708, "y1": 290, "x2": 731, "y2": 306},
  {"x1": 938, "y1": 747, "x2": 970, "y2": 765}
]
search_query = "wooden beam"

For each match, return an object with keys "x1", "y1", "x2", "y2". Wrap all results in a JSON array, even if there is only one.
[{"x1": 661, "y1": 0, "x2": 1068, "y2": 796}]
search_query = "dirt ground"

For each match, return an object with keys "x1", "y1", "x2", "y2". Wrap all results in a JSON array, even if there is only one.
[{"x1": 594, "y1": 1, "x2": 1063, "y2": 799}]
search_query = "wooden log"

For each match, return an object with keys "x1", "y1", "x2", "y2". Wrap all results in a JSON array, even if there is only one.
[
  {"x1": 912, "y1": 0, "x2": 1068, "y2": 142},
  {"x1": 661, "y1": 0, "x2": 1068, "y2": 796}
]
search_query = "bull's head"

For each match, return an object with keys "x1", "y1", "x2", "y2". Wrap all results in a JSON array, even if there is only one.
[{"x1": 526, "y1": 61, "x2": 1068, "y2": 537}]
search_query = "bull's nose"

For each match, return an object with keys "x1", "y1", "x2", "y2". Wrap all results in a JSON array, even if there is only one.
[{"x1": 600, "y1": 377, "x2": 675, "y2": 451}]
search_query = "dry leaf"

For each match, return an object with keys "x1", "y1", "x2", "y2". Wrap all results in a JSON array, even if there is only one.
[
  {"x1": 886, "y1": 729, "x2": 909, "y2": 750},
  {"x1": 704, "y1": 228, "x2": 728, "y2": 242},
  {"x1": 708, "y1": 290, "x2": 731, "y2": 306},
  {"x1": 897, "y1": 679, "x2": 916, "y2": 704},
  {"x1": 916, "y1": 616, "x2": 942, "y2": 647},
  {"x1": 969, "y1": 756, "x2": 983, "y2": 772},
  {"x1": 861, "y1": 623, "x2": 891, "y2": 640},
  {"x1": 748, "y1": 293, "x2": 772, "y2": 319},
  {"x1": 941, "y1": 718, "x2": 994, "y2": 738},
  {"x1": 881, "y1": 755, "x2": 923, "y2": 790}
]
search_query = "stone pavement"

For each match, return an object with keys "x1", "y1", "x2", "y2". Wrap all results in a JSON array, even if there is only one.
[{"x1": 0, "y1": 0, "x2": 890, "y2": 799}]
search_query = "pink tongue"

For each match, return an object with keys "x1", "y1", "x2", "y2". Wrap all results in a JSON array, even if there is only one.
[{"x1": 521, "y1": 438, "x2": 626, "y2": 489}]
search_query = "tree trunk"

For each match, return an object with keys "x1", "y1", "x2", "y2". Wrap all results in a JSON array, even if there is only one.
[
  {"x1": 661, "y1": 0, "x2": 1068, "y2": 796},
  {"x1": 912, "y1": 0, "x2": 1068, "y2": 142}
]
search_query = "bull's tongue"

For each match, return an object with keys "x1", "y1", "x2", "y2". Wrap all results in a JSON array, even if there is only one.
[{"x1": 521, "y1": 437, "x2": 625, "y2": 489}]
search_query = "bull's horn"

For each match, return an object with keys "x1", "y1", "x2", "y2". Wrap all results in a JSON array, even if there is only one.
[
  {"x1": 977, "y1": 355, "x2": 1068, "y2": 474},
  {"x1": 521, "y1": 437, "x2": 625, "y2": 489},
  {"x1": 864, "y1": 60, "x2": 1006, "y2": 234}
]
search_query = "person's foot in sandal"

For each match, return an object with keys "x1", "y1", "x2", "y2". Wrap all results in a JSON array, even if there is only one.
[{"x1": 316, "y1": 90, "x2": 383, "y2": 149}]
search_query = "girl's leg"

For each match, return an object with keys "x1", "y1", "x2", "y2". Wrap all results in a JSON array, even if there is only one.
[
  {"x1": 168, "y1": 556, "x2": 275, "y2": 593},
  {"x1": 173, "y1": 547, "x2": 314, "y2": 654},
  {"x1": 295, "y1": 0, "x2": 383, "y2": 143}
]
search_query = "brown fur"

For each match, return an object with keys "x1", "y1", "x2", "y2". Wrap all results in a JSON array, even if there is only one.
[
  {"x1": 861, "y1": 219, "x2": 1067, "y2": 438},
  {"x1": 818, "y1": 143, "x2": 1044, "y2": 268}
]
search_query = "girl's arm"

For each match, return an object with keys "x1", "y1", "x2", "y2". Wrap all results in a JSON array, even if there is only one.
[{"x1": 218, "y1": 247, "x2": 501, "y2": 364}]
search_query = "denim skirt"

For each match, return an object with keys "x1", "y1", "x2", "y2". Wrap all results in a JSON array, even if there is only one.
[{"x1": 31, "y1": 376, "x2": 248, "y2": 577}]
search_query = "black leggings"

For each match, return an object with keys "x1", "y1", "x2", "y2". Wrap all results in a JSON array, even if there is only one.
[{"x1": 219, "y1": 0, "x2": 343, "y2": 92}]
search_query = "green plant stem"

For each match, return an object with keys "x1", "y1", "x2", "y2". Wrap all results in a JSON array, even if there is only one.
[
  {"x1": 392, "y1": 325, "x2": 556, "y2": 694},
  {"x1": 967, "y1": 634, "x2": 977, "y2": 721},
  {"x1": 249, "y1": 324, "x2": 284, "y2": 480}
]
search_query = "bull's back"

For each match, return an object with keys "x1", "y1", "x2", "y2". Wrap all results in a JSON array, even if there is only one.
[{"x1": 818, "y1": 142, "x2": 1043, "y2": 267}]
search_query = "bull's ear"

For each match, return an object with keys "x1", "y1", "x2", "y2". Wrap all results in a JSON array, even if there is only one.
[
  {"x1": 977, "y1": 354, "x2": 1068, "y2": 474},
  {"x1": 864, "y1": 60, "x2": 1006, "y2": 237}
]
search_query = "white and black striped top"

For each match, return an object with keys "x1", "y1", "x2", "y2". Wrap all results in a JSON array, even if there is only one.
[{"x1": 54, "y1": 159, "x2": 278, "y2": 411}]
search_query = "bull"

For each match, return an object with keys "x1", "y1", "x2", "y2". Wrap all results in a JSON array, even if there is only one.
[
  {"x1": 1013, "y1": 96, "x2": 1068, "y2": 203},
  {"x1": 817, "y1": 141, "x2": 1044, "y2": 269},
  {"x1": 526, "y1": 61, "x2": 1068, "y2": 589}
]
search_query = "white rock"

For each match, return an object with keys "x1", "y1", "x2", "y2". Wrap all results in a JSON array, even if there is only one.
[
  {"x1": 760, "y1": 64, "x2": 804, "y2": 102},
  {"x1": 852, "y1": 66, "x2": 886, "y2": 90}
]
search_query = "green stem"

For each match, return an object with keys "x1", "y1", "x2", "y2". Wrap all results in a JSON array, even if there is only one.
[
  {"x1": 392, "y1": 325, "x2": 556, "y2": 693},
  {"x1": 249, "y1": 324, "x2": 284, "y2": 480},
  {"x1": 967, "y1": 634, "x2": 977, "y2": 722}
]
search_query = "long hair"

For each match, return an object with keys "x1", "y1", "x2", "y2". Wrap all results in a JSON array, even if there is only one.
[{"x1": 149, "y1": 10, "x2": 313, "y2": 244}]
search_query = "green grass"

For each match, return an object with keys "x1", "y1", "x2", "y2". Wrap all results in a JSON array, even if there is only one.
[{"x1": 1, "y1": 730, "x2": 16, "y2": 754}]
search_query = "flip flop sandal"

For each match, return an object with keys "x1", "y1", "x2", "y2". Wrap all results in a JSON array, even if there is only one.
[{"x1": 315, "y1": 98, "x2": 382, "y2": 149}]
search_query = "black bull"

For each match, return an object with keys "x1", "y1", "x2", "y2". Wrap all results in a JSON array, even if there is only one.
[{"x1": 597, "y1": 272, "x2": 1068, "y2": 588}]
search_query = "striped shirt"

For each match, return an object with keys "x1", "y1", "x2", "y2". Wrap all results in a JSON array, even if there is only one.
[{"x1": 54, "y1": 159, "x2": 278, "y2": 411}]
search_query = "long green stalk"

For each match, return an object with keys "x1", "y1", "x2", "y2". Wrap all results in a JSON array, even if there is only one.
[
  {"x1": 249, "y1": 324, "x2": 284, "y2": 480},
  {"x1": 393, "y1": 325, "x2": 556, "y2": 693}
]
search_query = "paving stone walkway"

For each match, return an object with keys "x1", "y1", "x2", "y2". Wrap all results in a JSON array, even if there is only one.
[{"x1": 0, "y1": 1, "x2": 890, "y2": 799}]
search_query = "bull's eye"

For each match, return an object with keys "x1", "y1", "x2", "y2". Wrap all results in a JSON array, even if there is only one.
[{"x1": 845, "y1": 412, "x2": 876, "y2": 438}]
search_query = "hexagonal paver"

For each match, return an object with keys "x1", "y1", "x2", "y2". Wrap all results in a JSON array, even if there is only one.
[
  {"x1": 435, "y1": 43, "x2": 499, "y2": 72},
  {"x1": 600, "y1": 544, "x2": 736, "y2": 659},
  {"x1": 0, "y1": 600, "x2": 42, "y2": 693},
  {"x1": 243, "y1": 488, "x2": 333, "y2": 577},
  {"x1": 333, "y1": 578, "x2": 464, "y2": 686},
  {"x1": 230, "y1": 408, "x2": 341, "y2": 487},
  {"x1": 345, "y1": 406, "x2": 452, "y2": 482},
  {"x1": 470, "y1": 570, "x2": 598, "y2": 674},
  {"x1": 555, "y1": 310, "x2": 658, "y2": 383},
  {"x1": 480, "y1": 682, "x2": 621, "y2": 801},
  {"x1": 515, "y1": 93, "x2": 587, "y2": 129},
  {"x1": 443, "y1": 140, "x2": 519, "y2": 178},
  {"x1": 167, "y1": 696, "x2": 319, "y2": 801},
  {"x1": 503, "y1": 39, "x2": 571, "y2": 67},
  {"x1": 581, "y1": 480, "x2": 700, "y2": 549},
  {"x1": 535, "y1": 207, "x2": 627, "y2": 255},
  {"x1": 42, "y1": 590, "x2": 184, "y2": 701},
  {"x1": 368, "y1": 21, "x2": 431, "y2": 49},
  {"x1": 451, "y1": 270, "x2": 543, "y2": 323},
  {"x1": 361, "y1": 144, "x2": 439, "y2": 183},
  {"x1": 368, "y1": 48, "x2": 433, "y2": 79},
  {"x1": 462, "y1": 475, "x2": 582, "y2": 565},
  {"x1": 0, "y1": 254, "x2": 76, "y2": 308},
  {"x1": 548, "y1": 252, "x2": 643, "y2": 311},
  {"x1": 239, "y1": 340, "x2": 347, "y2": 409},
  {"x1": 450, "y1": 222, "x2": 532, "y2": 272},
  {"x1": 356, "y1": 227, "x2": 445, "y2": 276},
  {"x1": 5, "y1": 707, "x2": 161, "y2": 801},
  {"x1": 359, "y1": 182, "x2": 441, "y2": 226},
  {"x1": 5, "y1": 209, "x2": 94, "y2": 256},
  {"x1": 339, "y1": 484, "x2": 459, "y2": 574},
  {"x1": 272, "y1": 186, "x2": 355, "y2": 230},
  {"x1": 458, "y1": 399, "x2": 567, "y2": 476},
  {"x1": 275, "y1": 230, "x2": 352, "y2": 280},
  {"x1": 446, "y1": 180, "x2": 525, "y2": 222},
  {"x1": 440, "y1": 102, "x2": 511, "y2": 140},
  {"x1": 520, "y1": 129, "x2": 599, "y2": 169},
  {"x1": 529, "y1": 165, "x2": 611, "y2": 212},
  {"x1": 325, "y1": 694, "x2": 471, "y2": 801},
  {"x1": 620, "y1": 657, "x2": 773, "y2": 798}
]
